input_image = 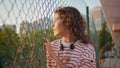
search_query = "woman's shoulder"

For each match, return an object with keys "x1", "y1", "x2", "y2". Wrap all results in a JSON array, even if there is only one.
[
  {"x1": 76, "y1": 41, "x2": 96, "y2": 58},
  {"x1": 76, "y1": 40, "x2": 95, "y2": 52}
]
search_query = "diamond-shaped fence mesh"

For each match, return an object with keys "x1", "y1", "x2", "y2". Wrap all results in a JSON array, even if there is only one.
[{"x1": 0, "y1": 0, "x2": 102, "y2": 68}]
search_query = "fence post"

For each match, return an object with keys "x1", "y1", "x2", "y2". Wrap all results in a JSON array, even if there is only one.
[{"x1": 86, "y1": 6, "x2": 89, "y2": 36}]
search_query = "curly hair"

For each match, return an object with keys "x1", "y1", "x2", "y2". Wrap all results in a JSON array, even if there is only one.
[{"x1": 54, "y1": 6, "x2": 92, "y2": 44}]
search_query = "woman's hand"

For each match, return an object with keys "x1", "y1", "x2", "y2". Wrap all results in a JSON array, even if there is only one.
[
  {"x1": 43, "y1": 38, "x2": 51, "y2": 50},
  {"x1": 44, "y1": 38, "x2": 66, "y2": 68},
  {"x1": 44, "y1": 39, "x2": 51, "y2": 50}
]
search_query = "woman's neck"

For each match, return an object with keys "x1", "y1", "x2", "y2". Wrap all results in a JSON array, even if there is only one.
[{"x1": 61, "y1": 33, "x2": 77, "y2": 43}]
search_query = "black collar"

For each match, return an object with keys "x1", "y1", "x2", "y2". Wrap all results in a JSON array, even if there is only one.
[{"x1": 60, "y1": 39, "x2": 77, "y2": 50}]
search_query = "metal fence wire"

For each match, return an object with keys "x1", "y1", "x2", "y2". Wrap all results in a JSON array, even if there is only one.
[{"x1": 0, "y1": 0, "x2": 101, "y2": 68}]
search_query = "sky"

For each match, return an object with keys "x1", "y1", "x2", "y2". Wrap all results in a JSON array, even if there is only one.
[
  {"x1": 0, "y1": 0, "x2": 101, "y2": 33},
  {"x1": 70, "y1": 0, "x2": 101, "y2": 14}
]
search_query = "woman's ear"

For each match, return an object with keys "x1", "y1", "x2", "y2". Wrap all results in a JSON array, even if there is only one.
[
  {"x1": 65, "y1": 21, "x2": 72, "y2": 26},
  {"x1": 66, "y1": 22, "x2": 69, "y2": 26}
]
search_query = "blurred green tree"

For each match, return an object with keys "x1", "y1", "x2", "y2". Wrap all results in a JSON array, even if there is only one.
[
  {"x1": 0, "y1": 27, "x2": 19, "y2": 65},
  {"x1": 98, "y1": 22, "x2": 113, "y2": 59},
  {"x1": 12, "y1": 29, "x2": 58, "y2": 67},
  {"x1": 18, "y1": 29, "x2": 58, "y2": 58}
]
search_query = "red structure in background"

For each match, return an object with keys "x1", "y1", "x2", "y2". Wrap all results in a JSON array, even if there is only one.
[
  {"x1": 100, "y1": 0, "x2": 120, "y2": 68},
  {"x1": 101, "y1": 0, "x2": 120, "y2": 56}
]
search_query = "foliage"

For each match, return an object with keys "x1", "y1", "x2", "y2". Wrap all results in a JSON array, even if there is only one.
[
  {"x1": 18, "y1": 29, "x2": 58, "y2": 58},
  {"x1": 12, "y1": 29, "x2": 58, "y2": 67},
  {"x1": 0, "y1": 26, "x2": 58, "y2": 67},
  {"x1": 98, "y1": 22, "x2": 113, "y2": 59},
  {"x1": 0, "y1": 27, "x2": 19, "y2": 65}
]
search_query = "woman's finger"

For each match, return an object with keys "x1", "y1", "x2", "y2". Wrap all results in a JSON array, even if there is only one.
[
  {"x1": 43, "y1": 42, "x2": 51, "y2": 50},
  {"x1": 43, "y1": 44, "x2": 46, "y2": 50},
  {"x1": 45, "y1": 38, "x2": 51, "y2": 43}
]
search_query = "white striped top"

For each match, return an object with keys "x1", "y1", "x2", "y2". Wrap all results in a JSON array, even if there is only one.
[{"x1": 46, "y1": 39, "x2": 96, "y2": 68}]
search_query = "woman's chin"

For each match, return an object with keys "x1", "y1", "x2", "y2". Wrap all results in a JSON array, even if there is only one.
[
  {"x1": 54, "y1": 33, "x2": 57, "y2": 36},
  {"x1": 54, "y1": 33, "x2": 59, "y2": 37}
]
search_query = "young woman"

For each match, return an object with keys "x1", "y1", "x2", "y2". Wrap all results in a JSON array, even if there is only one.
[{"x1": 44, "y1": 6, "x2": 96, "y2": 68}]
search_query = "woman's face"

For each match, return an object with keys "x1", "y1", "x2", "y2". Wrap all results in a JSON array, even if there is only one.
[{"x1": 52, "y1": 13, "x2": 67, "y2": 37}]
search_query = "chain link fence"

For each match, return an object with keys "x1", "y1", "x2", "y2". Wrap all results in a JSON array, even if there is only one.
[{"x1": 0, "y1": 0, "x2": 103, "y2": 68}]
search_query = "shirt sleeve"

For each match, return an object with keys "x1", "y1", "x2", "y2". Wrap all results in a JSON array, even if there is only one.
[{"x1": 78, "y1": 44, "x2": 96, "y2": 68}]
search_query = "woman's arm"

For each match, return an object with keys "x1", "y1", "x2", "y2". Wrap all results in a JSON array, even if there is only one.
[{"x1": 44, "y1": 39, "x2": 66, "y2": 68}]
